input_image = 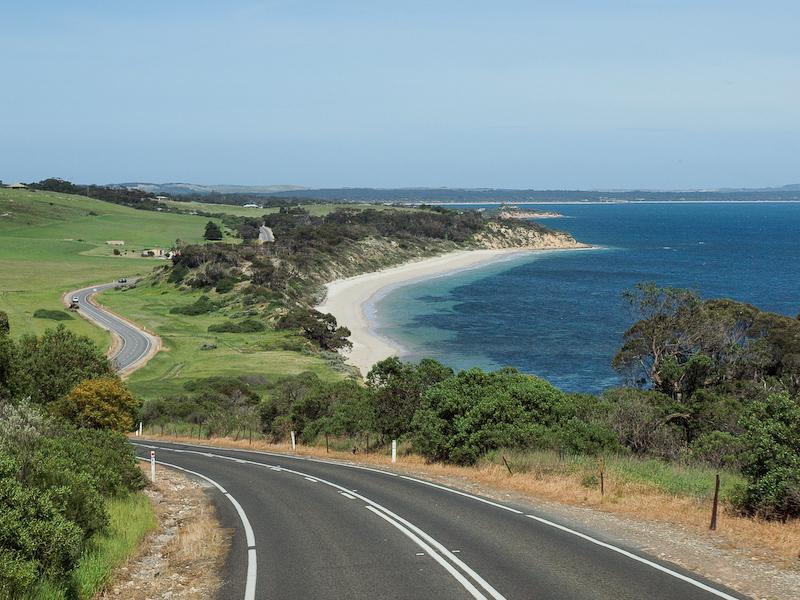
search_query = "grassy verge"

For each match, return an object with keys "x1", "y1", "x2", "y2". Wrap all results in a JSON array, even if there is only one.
[
  {"x1": 25, "y1": 493, "x2": 156, "y2": 599},
  {"x1": 99, "y1": 280, "x2": 347, "y2": 400},
  {"x1": 483, "y1": 448, "x2": 745, "y2": 502}
]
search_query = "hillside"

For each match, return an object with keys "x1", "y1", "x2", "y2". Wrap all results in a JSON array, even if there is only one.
[
  {"x1": 92, "y1": 204, "x2": 583, "y2": 398},
  {"x1": 0, "y1": 188, "x2": 221, "y2": 344}
]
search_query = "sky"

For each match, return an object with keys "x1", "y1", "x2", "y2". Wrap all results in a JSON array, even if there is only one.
[{"x1": 1, "y1": 1, "x2": 798, "y2": 189}]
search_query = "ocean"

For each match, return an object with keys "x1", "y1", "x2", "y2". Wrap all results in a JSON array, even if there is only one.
[{"x1": 371, "y1": 202, "x2": 800, "y2": 393}]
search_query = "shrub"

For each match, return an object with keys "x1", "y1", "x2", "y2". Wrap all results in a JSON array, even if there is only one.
[
  {"x1": 167, "y1": 262, "x2": 189, "y2": 284},
  {"x1": 0, "y1": 311, "x2": 9, "y2": 335},
  {"x1": 601, "y1": 388, "x2": 683, "y2": 458},
  {"x1": 689, "y1": 431, "x2": 745, "y2": 470},
  {"x1": 735, "y1": 393, "x2": 800, "y2": 519},
  {"x1": 10, "y1": 326, "x2": 112, "y2": 406},
  {"x1": 52, "y1": 377, "x2": 139, "y2": 432},
  {"x1": 411, "y1": 368, "x2": 569, "y2": 465},
  {"x1": 33, "y1": 309, "x2": 74, "y2": 321},
  {"x1": 207, "y1": 318, "x2": 265, "y2": 333},
  {"x1": 203, "y1": 221, "x2": 223, "y2": 240},
  {"x1": 553, "y1": 417, "x2": 621, "y2": 456},
  {"x1": 215, "y1": 277, "x2": 237, "y2": 294},
  {"x1": 276, "y1": 308, "x2": 351, "y2": 351},
  {"x1": 366, "y1": 357, "x2": 453, "y2": 439},
  {"x1": 169, "y1": 295, "x2": 217, "y2": 315},
  {"x1": 0, "y1": 452, "x2": 85, "y2": 596}
]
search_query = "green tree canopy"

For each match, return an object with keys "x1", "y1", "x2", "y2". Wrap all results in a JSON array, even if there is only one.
[
  {"x1": 366, "y1": 357, "x2": 453, "y2": 439},
  {"x1": 411, "y1": 368, "x2": 569, "y2": 465},
  {"x1": 203, "y1": 221, "x2": 223, "y2": 240},
  {"x1": 10, "y1": 326, "x2": 112, "y2": 406},
  {"x1": 52, "y1": 377, "x2": 139, "y2": 432},
  {"x1": 276, "y1": 308, "x2": 352, "y2": 351},
  {"x1": 736, "y1": 393, "x2": 800, "y2": 520}
]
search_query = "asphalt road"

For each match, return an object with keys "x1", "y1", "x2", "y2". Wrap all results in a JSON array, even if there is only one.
[
  {"x1": 133, "y1": 440, "x2": 749, "y2": 600},
  {"x1": 68, "y1": 281, "x2": 153, "y2": 372}
]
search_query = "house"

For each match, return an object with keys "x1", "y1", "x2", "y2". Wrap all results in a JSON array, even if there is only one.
[
  {"x1": 105, "y1": 240, "x2": 125, "y2": 246},
  {"x1": 141, "y1": 247, "x2": 164, "y2": 257},
  {"x1": 257, "y1": 225, "x2": 275, "y2": 244},
  {"x1": 242, "y1": 203, "x2": 260, "y2": 209},
  {"x1": 155, "y1": 195, "x2": 168, "y2": 201},
  {"x1": 5, "y1": 182, "x2": 27, "y2": 189}
]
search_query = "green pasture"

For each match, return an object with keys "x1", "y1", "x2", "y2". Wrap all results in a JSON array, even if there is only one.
[
  {"x1": 99, "y1": 281, "x2": 345, "y2": 400},
  {"x1": 0, "y1": 188, "x2": 219, "y2": 344}
]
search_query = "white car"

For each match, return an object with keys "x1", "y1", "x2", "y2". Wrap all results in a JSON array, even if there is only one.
[{"x1": 71, "y1": 296, "x2": 80, "y2": 303}]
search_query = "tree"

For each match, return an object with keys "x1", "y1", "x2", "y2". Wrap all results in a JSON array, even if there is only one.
[
  {"x1": 52, "y1": 377, "x2": 138, "y2": 431},
  {"x1": 411, "y1": 368, "x2": 568, "y2": 465},
  {"x1": 204, "y1": 221, "x2": 223, "y2": 241},
  {"x1": 736, "y1": 393, "x2": 800, "y2": 520},
  {"x1": 276, "y1": 308, "x2": 352, "y2": 351},
  {"x1": 612, "y1": 283, "x2": 704, "y2": 394},
  {"x1": 0, "y1": 310, "x2": 9, "y2": 336},
  {"x1": 11, "y1": 326, "x2": 112, "y2": 406},
  {"x1": 601, "y1": 388, "x2": 683, "y2": 457},
  {"x1": 614, "y1": 284, "x2": 800, "y2": 398},
  {"x1": 366, "y1": 357, "x2": 453, "y2": 439}
]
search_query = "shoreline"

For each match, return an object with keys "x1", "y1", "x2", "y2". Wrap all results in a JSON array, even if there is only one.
[{"x1": 317, "y1": 246, "x2": 592, "y2": 376}]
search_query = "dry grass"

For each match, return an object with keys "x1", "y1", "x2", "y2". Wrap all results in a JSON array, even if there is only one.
[
  {"x1": 140, "y1": 433, "x2": 800, "y2": 568},
  {"x1": 98, "y1": 463, "x2": 228, "y2": 600},
  {"x1": 164, "y1": 500, "x2": 228, "y2": 573}
]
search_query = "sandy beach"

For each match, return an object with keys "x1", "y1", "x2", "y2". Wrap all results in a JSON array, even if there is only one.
[{"x1": 317, "y1": 248, "x2": 575, "y2": 375}]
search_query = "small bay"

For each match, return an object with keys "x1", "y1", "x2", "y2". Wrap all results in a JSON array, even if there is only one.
[{"x1": 373, "y1": 202, "x2": 800, "y2": 392}]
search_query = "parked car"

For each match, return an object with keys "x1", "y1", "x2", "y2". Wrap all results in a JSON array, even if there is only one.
[{"x1": 118, "y1": 277, "x2": 128, "y2": 283}]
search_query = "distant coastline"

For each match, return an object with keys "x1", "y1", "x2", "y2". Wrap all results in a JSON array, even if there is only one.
[{"x1": 497, "y1": 209, "x2": 564, "y2": 219}]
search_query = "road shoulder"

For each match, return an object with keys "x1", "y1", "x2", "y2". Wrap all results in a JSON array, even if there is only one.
[
  {"x1": 140, "y1": 435, "x2": 800, "y2": 600},
  {"x1": 98, "y1": 464, "x2": 229, "y2": 600}
]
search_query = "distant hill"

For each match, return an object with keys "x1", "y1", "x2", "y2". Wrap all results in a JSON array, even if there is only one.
[
  {"x1": 254, "y1": 187, "x2": 800, "y2": 203},
  {"x1": 109, "y1": 182, "x2": 800, "y2": 203},
  {"x1": 115, "y1": 182, "x2": 307, "y2": 195}
]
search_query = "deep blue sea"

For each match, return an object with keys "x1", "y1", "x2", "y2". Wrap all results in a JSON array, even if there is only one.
[{"x1": 371, "y1": 202, "x2": 800, "y2": 393}]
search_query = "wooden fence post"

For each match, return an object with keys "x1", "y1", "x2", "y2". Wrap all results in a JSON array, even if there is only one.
[{"x1": 710, "y1": 473, "x2": 720, "y2": 530}]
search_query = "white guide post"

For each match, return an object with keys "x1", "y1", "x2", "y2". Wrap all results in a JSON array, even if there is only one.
[
  {"x1": 290, "y1": 431, "x2": 296, "y2": 451},
  {"x1": 150, "y1": 450, "x2": 156, "y2": 482},
  {"x1": 391, "y1": 439, "x2": 397, "y2": 463},
  {"x1": 137, "y1": 421, "x2": 142, "y2": 437}
]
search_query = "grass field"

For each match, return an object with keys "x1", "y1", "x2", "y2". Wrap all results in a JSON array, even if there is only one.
[
  {"x1": 0, "y1": 188, "x2": 221, "y2": 344},
  {"x1": 161, "y1": 198, "x2": 420, "y2": 217},
  {"x1": 25, "y1": 492, "x2": 156, "y2": 600},
  {"x1": 99, "y1": 280, "x2": 346, "y2": 400}
]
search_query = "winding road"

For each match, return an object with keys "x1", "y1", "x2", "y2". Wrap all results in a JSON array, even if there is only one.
[
  {"x1": 69, "y1": 286, "x2": 749, "y2": 599},
  {"x1": 133, "y1": 440, "x2": 749, "y2": 600},
  {"x1": 67, "y1": 281, "x2": 158, "y2": 374}
]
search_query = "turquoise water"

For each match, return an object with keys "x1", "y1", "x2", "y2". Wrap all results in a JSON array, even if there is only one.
[{"x1": 373, "y1": 202, "x2": 800, "y2": 392}]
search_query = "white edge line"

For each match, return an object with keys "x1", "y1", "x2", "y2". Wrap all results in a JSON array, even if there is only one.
[
  {"x1": 136, "y1": 457, "x2": 257, "y2": 600},
  {"x1": 525, "y1": 515, "x2": 740, "y2": 600},
  {"x1": 136, "y1": 442, "x2": 739, "y2": 599},
  {"x1": 135, "y1": 444, "x2": 505, "y2": 600},
  {"x1": 274, "y1": 465, "x2": 507, "y2": 600},
  {"x1": 339, "y1": 491, "x2": 356, "y2": 500},
  {"x1": 397, "y1": 475, "x2": 523, "y2": 514},
  {"x1": 365, "y1": 506, "x2": 487, "y2": 600}
]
